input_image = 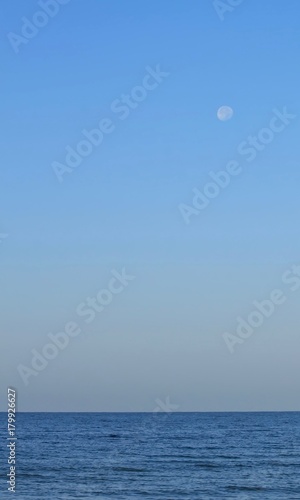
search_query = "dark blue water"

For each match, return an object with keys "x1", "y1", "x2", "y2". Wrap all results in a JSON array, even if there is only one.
[{"x1": 1, "y1": 412, "x2": 300, "y2": 499}]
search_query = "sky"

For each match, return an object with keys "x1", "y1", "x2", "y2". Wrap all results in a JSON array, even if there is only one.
[{"x1": 0, "y1": 0, "x2": 299, "y2": 412}]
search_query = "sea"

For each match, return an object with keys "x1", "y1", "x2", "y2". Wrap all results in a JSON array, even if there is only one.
[{"x1": 1, "y1": 412, "x2": 300, "y2": 499}]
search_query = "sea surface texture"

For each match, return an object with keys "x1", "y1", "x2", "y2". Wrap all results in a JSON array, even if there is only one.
[{"x1": 1, "y1": 412, "x2": 300, "y2": 499}]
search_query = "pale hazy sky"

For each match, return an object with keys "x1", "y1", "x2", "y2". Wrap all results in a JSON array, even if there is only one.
[{"x1": 1, "y1": 0, "x2": 299, "y2": 411}]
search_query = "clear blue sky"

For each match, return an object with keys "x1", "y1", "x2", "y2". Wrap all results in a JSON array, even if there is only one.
[{"x1": 1, "y1": 0, "x2": 299, "y2": 411}]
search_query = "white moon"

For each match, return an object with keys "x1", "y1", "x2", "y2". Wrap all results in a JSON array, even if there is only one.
[{"x1": 217, "y1": 106, "x2": 234, "y2": 121}]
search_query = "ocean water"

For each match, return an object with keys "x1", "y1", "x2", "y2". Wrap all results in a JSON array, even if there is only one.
[{"x1": 1, "y1": 412, "x2": 300, "y2": 499}]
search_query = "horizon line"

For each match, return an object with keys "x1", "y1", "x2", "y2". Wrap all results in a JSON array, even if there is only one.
[{"x1": 1, "y1": 410, "x2": 300, "y2": 414}]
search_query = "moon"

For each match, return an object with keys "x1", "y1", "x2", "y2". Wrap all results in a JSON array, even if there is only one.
[{"x1": 217, "y1": 106, "x2": 234, "y2": 122}]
